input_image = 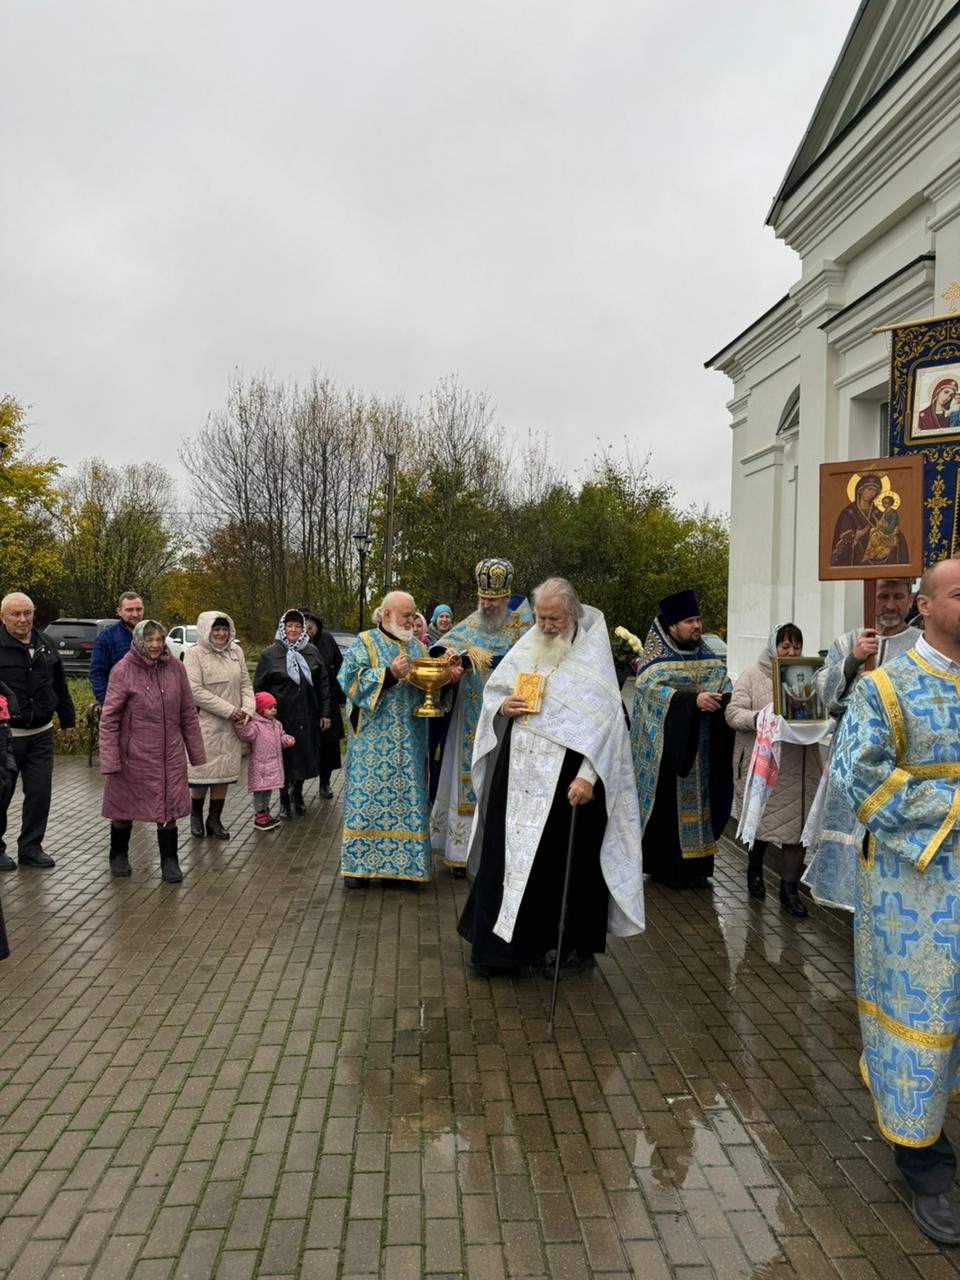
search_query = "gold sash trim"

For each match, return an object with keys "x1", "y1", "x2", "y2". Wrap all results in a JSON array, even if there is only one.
[
  {"x1": 857, "y1": 998, "x2": 957, "y2": 1049},
  {"x1": 867, "y1": 668, "x2": 905, "y2": 762},
  {"x1": 917, "y1": 782, "x2": 960, "y2": 872},
  {"x1": 907, "y1": 648, "x2": 960, "y2": 690},
  {"x1": 856, "y1": 768, "x2": 909, "y2": 823},
  {"x1": 343, "y1": 827, "x2": 429, "y2": 841}
]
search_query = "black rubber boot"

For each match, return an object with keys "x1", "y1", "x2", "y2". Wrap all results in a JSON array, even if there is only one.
[
  {"x1": 279, "y1": 790, "x2": 292, "y2": 821},
  {"x1": 292, "y1": 779, "x2": 306, "y2": 815},
  {"x1": 779, "y1": 880, "x2": 808, "y2": 918},
  {"x1": 206, "y1": 798, "x2": 230, "y2": 840},
  {"x1": 190, "y1": 796, "x2": 205, "y2": 838},
  {"x1": 747, "y1": 843, "x2": 766, "y2": 899},
  {"x1": 109, "y1": 824, "x2": 132, "y2": 877},
  {"x1": 158, "y1": 826, "x2": 182, "y2": 883},
  {"x1": 318, "y1": 774, "x2": 333, "y2": 799}
]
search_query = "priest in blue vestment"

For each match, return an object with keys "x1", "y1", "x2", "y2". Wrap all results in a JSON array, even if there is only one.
[
  {"x1": 629, "y1": 590, "x2": 733, "y2": 890},
  {"x1": 831, "y1": 558, "x2": 960, "y2": 1246},
  {"x1": 429, "y1": 557, "x2": 533, "y2": 875},
  {"x1": 338, "y1": 590, "x2": 462, "y2": 885}
]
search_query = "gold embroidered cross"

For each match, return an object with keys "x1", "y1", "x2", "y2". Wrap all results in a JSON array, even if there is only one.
[{"x1": 941, "y1": 281, "x2": 960, "y2": 314}]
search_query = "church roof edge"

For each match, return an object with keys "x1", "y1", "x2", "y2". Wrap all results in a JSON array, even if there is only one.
[
  {"x1": 766, "y1": 0, "x2": 960, "y2": 229},
  {"x1": 704, "y1": 294, "x2": 793, "y2": 370}
]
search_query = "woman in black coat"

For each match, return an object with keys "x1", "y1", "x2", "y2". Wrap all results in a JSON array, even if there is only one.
[
  {"x1": 298, "y1": 610, "x2": 345, "y2": 799},
  {"x1": 253, "y1": 610, "x2": 332, "y2": 819}
]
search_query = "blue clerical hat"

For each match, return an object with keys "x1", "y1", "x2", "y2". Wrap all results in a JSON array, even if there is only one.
[{"x1": 659, "y1": 589, "x2": 700, "y2": 626}]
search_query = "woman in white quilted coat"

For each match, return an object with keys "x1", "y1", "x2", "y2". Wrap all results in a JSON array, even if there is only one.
[
  {"x1": 184, "y1": 611, "x2": 255, "y2": 839},
  {"x1": 725, "y1": 623, "x2": 822, "y2": 917}
]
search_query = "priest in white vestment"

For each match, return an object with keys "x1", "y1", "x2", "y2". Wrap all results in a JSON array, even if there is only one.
[{"x1": 458, "y1": 577, "x2": 645, "y2": 977}]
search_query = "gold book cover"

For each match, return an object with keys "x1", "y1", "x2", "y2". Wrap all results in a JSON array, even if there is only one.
[{"x1": 514, "y1": 671, "x2": 545, "y2": 714}]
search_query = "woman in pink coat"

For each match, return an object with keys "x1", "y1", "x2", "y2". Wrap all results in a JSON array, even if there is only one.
[{"x1": 100, "y1": 620, "x2": 206, "y2": 882}]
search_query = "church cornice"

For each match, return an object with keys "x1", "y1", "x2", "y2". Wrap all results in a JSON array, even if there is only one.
[
  {"x1": 768, "y1": 0, "x2": 960, "y2": 227},
  {"x1": 772, "y1": 22, "x2": 960, "y2": 257},
  {"x1": 820, "y1": 252, "x2": 935, "y2": 347},
  {"x1": 704, "y1": 295, "x2": 798, "y2": 378}
]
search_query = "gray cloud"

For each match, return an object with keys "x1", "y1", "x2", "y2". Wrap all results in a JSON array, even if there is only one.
[{"x1": 1, "y1": 0, "x2": 859, "y2": 511}]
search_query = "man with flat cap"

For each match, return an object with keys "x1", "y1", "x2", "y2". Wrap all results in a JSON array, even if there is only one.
[
  {"x1": 430, "y1": 558, "x2": 533, "y2": 875},
  {"x1": 629, "y1": 589, "x2": 733, "y2": 890}
]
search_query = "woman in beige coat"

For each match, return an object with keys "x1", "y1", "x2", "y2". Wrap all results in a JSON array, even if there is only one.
[
  {"x1": 726, "y1": 623, "x2": 822, "y2": 917},
  {"x1": 184, "y1": 612, "x2": 255, "y2": 839}
]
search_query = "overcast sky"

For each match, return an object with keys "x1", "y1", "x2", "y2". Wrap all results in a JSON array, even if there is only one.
[{"x1": 1, "y1": 1, "x2": 860, "y2": 514}]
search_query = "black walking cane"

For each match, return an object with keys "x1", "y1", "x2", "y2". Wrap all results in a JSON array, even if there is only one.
[{"x1": 546, "y1": 804, "x2": 579, "y2": 1038}]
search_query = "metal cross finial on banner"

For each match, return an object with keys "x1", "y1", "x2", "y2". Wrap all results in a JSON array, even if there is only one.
[{"x1": 941, "y1": 281, "x2": 960, "y2": 314}]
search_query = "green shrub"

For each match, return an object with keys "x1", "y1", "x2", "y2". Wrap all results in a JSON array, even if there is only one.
[{"x1": 56, "y1": 677, "x2": 98, "y2": 756}]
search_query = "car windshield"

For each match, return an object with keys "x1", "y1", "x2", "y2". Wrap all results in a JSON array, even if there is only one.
[{"x1": 185, "y1": 627, "x2": 198, "y2": 643}]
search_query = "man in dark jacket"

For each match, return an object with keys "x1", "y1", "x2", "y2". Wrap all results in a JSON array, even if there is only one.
[
  {"x1": 0, "y1": 593, "x2": 75, "y2": 871},
  {"x1": 89, "y1": 590, "x2": 144, "y2": 705}
]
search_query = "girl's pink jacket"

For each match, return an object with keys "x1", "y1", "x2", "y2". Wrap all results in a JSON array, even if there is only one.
[{"x1": 234, "y1": 713, "x2": 294, "y2": 791}]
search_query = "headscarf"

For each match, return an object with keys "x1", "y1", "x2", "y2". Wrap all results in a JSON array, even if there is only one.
[
  {"x1": 767, "y1": 621, "x2": 802, "y2": 664},
  {"x1": 197, "y1": 610, "x2": 236, "y2": 653},
  {"x1": 132, "y1": 619, "x2": 166, "y2": 662},
  {"x1": 431, "y1": 604, "x2": 452, "y2": 626},
  {"x1": 275, "y1": 610, "x2": 313, "y2": 686}
]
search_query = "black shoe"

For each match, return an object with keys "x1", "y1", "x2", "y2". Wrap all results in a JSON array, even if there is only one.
[
  {"x1": 449, "y1": 866, "x2": 467, "y2": 880},
  {"x1": 19, "y1": 851, "x2": 55, "y2": 869},
  {"x1": 158, "y1": 827, "x2": 182, "y2": 883},
  {"x1": 109, "y1": 824, "x2": 132, "y2": 876},
  {"x1": 779, "y1": 881, "x2": 808, "y2": 918},
  {"x1": 0, "y1": 853, "x2": 15, "y2": 872},
  {"x1": 292, "y1": 781, "x2": 306, "y2": 815},
  {"x1": 319, "y1": 781, "x2": 334, "y2": 799},
  {"x1": 747, "y1": 871, "x2": 766, "y2": 900},
  {"x1": 190, "y1": 798, "x2": 205, "y2": 838},
  {"x1": 344, "y1": 876, "x2": 368, "y2": 890},
  {"x1": 541, "y1": 950, "x2": 596, "y2": 980},
  {"x1": 279, "y1": 793, "x2": 292, "y2": 821},
  {"x1": 912, "y1": 1192, "x2": 960, "y2": 1245},
  {"x1": 205, "y1": 801, "x2": 230, "y2": 840},
  {"x1": 466, "y1": 961, "x2": 496, "y2": 977},
  {"x1": 161, "y1": 857, "x2": 183, "y2": 883}
]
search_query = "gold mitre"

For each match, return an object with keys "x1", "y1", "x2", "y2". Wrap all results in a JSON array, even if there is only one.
[{"x1": 475, "y1": 557, "x2": 514, "y2": 599}]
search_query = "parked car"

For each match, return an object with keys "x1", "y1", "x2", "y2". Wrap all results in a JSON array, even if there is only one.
[
  {"x1": 329, "y1": 630, "x2": 357, "y2": 656},
  {"x1": 165, "y1": 624, "x2": 198, "y2": 662},
  {"x1": 702, "y1": 632, "x2": 728, "y2": 657},
  {"x1": 43, "y1": 617, "x2": 114, "y2": 678}
]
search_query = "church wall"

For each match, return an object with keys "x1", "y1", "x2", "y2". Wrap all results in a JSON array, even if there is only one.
[{"x1": 714, "y1": 2, "x2": 960, "y2": 676}]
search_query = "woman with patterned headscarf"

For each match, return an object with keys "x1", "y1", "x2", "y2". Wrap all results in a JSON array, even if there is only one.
[
  {"x1": 253, "y1": 610, "x2": 332, "y2": 820},
  {"x1": 99, "y1": 620, "x2": 206, "y2": 882}
]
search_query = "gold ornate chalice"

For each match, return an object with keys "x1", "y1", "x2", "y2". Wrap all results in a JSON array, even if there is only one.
[{"x1": 408, "y1": 656, "x2": 453, "y2": 717}]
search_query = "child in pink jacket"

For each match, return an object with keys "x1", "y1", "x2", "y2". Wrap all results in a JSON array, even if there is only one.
[{"x1": 234, "y1": 692, "x2": 295, "y2": 830}]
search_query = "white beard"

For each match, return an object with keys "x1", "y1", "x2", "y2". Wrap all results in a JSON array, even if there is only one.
[
  {"x1": 527, "y1": 627, "x2": 574, "y2": 668},
  {"x1": 382, "y1": 619, "x2": 415, "y2": 643},
  {"x1": 479, "y1": 604, "x2": 509, "y2": 631}
]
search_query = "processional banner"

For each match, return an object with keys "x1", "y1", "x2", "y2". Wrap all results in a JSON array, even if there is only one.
[{"x1": 886, "y1": 314, "x2": 960, "y2": 563}]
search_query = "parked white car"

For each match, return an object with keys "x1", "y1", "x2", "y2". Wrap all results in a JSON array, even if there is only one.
[{"x1": 165, "y1": 624, "x2": 198, "y2": 662}]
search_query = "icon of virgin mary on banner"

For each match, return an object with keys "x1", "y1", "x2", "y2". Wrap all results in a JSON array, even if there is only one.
[{"x1": 886, "y1": 312, "x2": 960, "y2": 562}]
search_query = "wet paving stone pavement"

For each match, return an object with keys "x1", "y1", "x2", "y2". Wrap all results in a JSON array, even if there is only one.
[{"x1": 0, "y1": 758, "x2": 958, "y2": 1278}]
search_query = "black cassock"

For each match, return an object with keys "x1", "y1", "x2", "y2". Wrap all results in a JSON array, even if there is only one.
[
  {"x1": 641, "y1": 692, "x2": 734, "y2": 889},
  {"x1": 458, "y1": 718, "x2": 609, "y2": 969}
]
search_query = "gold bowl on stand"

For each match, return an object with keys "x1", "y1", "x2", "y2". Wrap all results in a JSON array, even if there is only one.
[{"x1": 408, "y1": 657, "x2": 452, "y2": 717}]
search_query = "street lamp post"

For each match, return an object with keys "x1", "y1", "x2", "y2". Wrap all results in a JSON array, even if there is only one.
[{"x1": 353, "y1": 530, "x2": 372, "y2": 633}]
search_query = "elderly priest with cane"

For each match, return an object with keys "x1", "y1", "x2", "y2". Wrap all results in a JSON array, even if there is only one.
[{"x1": 457, "y1": 577, "x2": 645, "y2": 980}]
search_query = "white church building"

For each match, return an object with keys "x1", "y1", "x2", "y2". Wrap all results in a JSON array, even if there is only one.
[{"x1": 707, "y1": 0, "x2": 960, "y2": 677}]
